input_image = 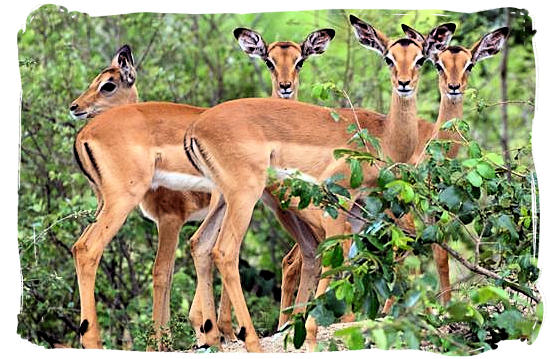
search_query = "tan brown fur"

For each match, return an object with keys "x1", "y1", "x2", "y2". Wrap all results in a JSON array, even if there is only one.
[
  {"x1": 71, "y1": 33, "x2": 335, "y2": 350},
  {"x1": 185, "y1": 18, "x2": 456, "y2": 351}
]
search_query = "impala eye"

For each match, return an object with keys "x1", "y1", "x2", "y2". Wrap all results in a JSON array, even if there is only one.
[
  {"x1": 384, "y1": 57, "x2": 394, "y2": 67},
  {"x1": 265, "y1": 59, "x2": 275, "y2": 71},
  {"x1": 295, "y1": 59, "x2": 304, "y2": 71},
  {"x1": 100, "y1": 82, "x2": 117, "y2": 93},
  {"x1": 435, "y1": 63, "x2": 444, "y2": 73},
  {"x1": 466, "y1": 63, "x2": 474, "y2": 72},
  {"x1": 415, "y1": 57, "x2": 426, "y2": 67}
]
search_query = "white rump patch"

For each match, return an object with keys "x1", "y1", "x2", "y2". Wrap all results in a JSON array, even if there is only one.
[
  {"x1": 151, "y1": 170, "x2": 213, "y2": 193},
  {"x1": 272, "y1": 167, "x2": 319, "y2": 184}
]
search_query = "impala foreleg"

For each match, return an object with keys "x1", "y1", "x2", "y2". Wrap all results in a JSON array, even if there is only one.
[{"x1": 150, "y1": 216, "x2": 184, "y2": 351}]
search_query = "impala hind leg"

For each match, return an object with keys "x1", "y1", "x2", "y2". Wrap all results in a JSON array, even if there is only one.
[
  {"x1": 278, "y1": 244, "x2": 302, "y2": 329},
  {"x1": 211, "y1": 189, "x2": 265, "y2": 352},
  {"x1": 432, "y1": 243, "x2": 451, "y2": 303},
  {"x1": 304, "y1": 216, "x2": 348, "y2": 351},
  {"x1": 73, "y1": 190, "x2": 147, "y2": 349},
  {"x1": 150, "y1": 215, "x2": 184, "y2": 351},
  {"x1": 189, "y1": 190, "x2": 227, "y2": 348}
]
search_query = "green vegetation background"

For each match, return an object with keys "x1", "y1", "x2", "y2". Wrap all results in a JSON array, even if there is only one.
[{"x1": 17, "y1": 5, "x2": 535, "y2": 350}]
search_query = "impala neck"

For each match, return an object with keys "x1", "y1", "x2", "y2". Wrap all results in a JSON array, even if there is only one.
[
  {"x1": 384, "y1": 91, "x2": 419, "y2": 163},
  {"x1": 436, "y1": 94, "x2": 463, "y2": 129},
  {"x1": 129, "y1": 88, "x2": 139, "y2": 104}
]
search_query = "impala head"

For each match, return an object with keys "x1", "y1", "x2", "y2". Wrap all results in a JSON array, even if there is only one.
[
  {"x1": 412, "y1": 27, "x2": 509, "y2": 101},
  {"x1": 69, "y1": 45, "x2": 138, "y2": 119},
  {"x1": 350, "y1": 15, "x2": 455, "y2": 98},
  {"x1": 234, "y1": 27, "x2": 335, "y2": 100}
]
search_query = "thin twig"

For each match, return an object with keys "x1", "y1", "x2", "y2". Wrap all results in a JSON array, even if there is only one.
[{"x1": 438, "y1": 242, "x2": 539, "y2": 303}]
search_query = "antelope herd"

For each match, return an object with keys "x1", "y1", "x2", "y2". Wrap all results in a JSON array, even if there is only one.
[{"x1": 69, "y1": 14, "x2": 509, "y2": 352}]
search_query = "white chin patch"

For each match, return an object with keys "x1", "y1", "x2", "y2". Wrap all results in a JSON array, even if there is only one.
[
  {"x1": 279, "y1": 92, "x2": 293, "y2": 99},
  {"x1": 70, "y1": 112, "x2": 89, "y2": 120},
  {"x1": 151, "y1": 170, "x2": 213, "y2": 193},
  {"x1": 396, "y1": 89, "x2": 415, "y2": 98},
  {"x1": 446, "y1": 93, "x2": 463, "y2": 101}
]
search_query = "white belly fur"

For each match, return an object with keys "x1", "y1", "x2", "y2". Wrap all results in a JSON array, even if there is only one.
[{"x1": 151, "y1": 170, "x2": 213, "y2": 193}]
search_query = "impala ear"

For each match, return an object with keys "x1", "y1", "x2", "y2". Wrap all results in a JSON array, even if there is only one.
[
  {"x1": 423, "y1": 23, "x2": 456, "y2": 61},
  {"x1": 233, "y1": 28, "x2": 268, "y2": 59},
  {"x1": 301, "y1": 28, "x2": 335, "y2": 58},
  {"x1": 470, "y1": 27, "x2": 510, "y2": 64},
  {"x1": 111, "y1": 44, "x2": 136, "y2": 86},
  {"x1": 401, "y1": 24, "x2": 425, "y2": 43},
  {"x1": 349, "y1": 14, "x2": 388, "y2": 55}
]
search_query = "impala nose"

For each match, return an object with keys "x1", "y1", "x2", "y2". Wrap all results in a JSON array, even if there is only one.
[
  {"x1": 279, "y1": 82, "x2": 292, "y2": 90},
  {"x1": 448, "y1": 83, "x2": 460, "y2": 91},
  {"x1": 398, "y1": 80, "x2": 411, "y2": 88},
  {"x1": 70, "y1": 103, "x2": 78, "y2": 112}
]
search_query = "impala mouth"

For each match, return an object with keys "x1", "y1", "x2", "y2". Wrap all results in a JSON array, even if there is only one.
[
  {"x1": 446, "y1": 91, "x2": 463, "y2": 100},
  {"x1": 396, "y1": 87, "x2": 414, "y2": 97},
  {"x1": 278, "y1": 90, "x2": 293, "y2": 99},
  {"x1": 70, "y1": 111, "x2": 89, "y2": 120}
]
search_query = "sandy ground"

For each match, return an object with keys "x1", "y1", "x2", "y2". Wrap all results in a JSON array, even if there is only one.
[{"x1": 219, "y1": 322, "x2": 355, "y2": 353}]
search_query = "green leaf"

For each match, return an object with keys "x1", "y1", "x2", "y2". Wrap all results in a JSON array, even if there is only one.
[
  {"x1": 486, "y1": 152, "x2": 505, "y2": 166},
  {"x1": 467, "y1": 170, "x2": 483, "y2": 187},
  {"x1": 371, "y1": 328, "x2": 388, "y2": 350},
  {"x1": 421, "y1": 225, "x2": 438, "y2": 242},
  {"x1": 349, "y1": 158, "x2": 363, "y2": 189},
  {"x1": 363, "y1": 196, "x2": 383, "y2": 216},
  {"x1": 330, "y1": 111, "x2": 340, "y2": 122},
  {"x1": 439, "y1": 186, "x2": 463, "y2": 211},
  {"x1": 497, "y1": 214, "x2": 519, "y2": 239},
  {"x1": 330, "y1": 244, "x2": 344, "y2": 268},
  {"x1": 462, "y1": 158, "x2": 478, "y2": 168},
  {"x1": 476, "y1": 161, "x2": 495, "y2": 179},
  {"x1": 293, "y1": 316, "x2": 306, "y2": 349},
  {"x1": 403, "y1": 329, "x2": 420, "y2": 349},
  {"x1": 309, "y1": 305, "x2": 336, "y2": 327},
  {"x1": 325, "y1": 206, "x2": 339, "y2": 219},
  {"x1": 362, "y1": 288, "x2": 379, "y2": 319},
  {"x1": 468, "y1": 142, "x2": 482, "y2": 158},
  {"x1": 471, "y1": 286, "x2": 510, "y2": 306},
  {"x1": 334, "y1": 326, "x2": 364, "y2": 350},
  {"x1": 373, "y1": 278, "x2": 390, "y2": 300},
  {"x1": 400, "y1": 183, "x2": 415, "y2": 203}
]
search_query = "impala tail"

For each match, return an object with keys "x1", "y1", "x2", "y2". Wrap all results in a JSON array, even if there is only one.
[
  {"x1": 184, "y1": 129, "x2": 211, "y2": 179},
  {"x1": 73, "y1": 137, "x2": 101, "y2": 186}
]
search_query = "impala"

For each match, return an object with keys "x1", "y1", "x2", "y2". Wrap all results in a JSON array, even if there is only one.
[
  {"x1": 183, "y1": 17, "x2": 455, "y2": 351},
  {"x1": 70, "y1": 28, "x2": 335, "y2": 350},
  {"x1": 279, "y1": 24, "x2": 510, "y2": 322}
]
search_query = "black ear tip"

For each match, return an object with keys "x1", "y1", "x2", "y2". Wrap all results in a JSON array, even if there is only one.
[
  {"x1": 446, "y1": 23, "x2": 457, "y2": 33},
  {"x1": 325, "y1": 28, "x2": 336, "y2": 39},
  {"x1": 500, "y1": 27, "x2": 511, "y2": 37},
  {"x1": 401, "y1": 24, "x2": 411, "y2": 31},
  {"x1": 117, "y1": 44, "x2": 132, "y2": 54},
  {"x1": 349, "y1": 14, "x2": 359, "y2": 24},
  {"x1": 233, "y1": 28, "x2": 245, "y2": 39}
]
